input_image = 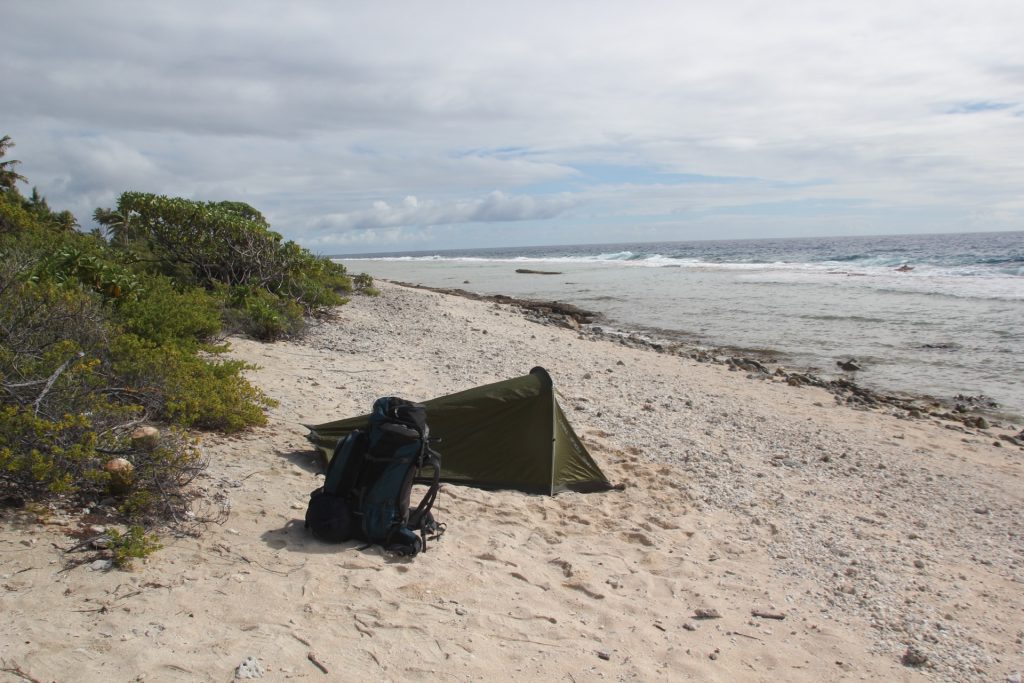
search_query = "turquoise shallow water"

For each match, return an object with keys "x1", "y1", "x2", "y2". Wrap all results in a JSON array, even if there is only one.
[{"x1": 337, "y1": 232, "x2": 1024, "y2": 418}]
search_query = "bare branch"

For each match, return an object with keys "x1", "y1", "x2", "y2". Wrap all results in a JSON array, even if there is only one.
[{"x1": 33, "y1": 351, "x2": 85, "y2": 416}]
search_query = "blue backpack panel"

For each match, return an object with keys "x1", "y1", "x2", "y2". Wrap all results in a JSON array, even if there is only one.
[{"x1": 305, "y1": 397, "x2": 442, "y2": 556}]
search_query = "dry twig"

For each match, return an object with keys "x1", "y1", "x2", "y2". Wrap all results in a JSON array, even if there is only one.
[
  {"x1": 307, "y1": 652, "x2": 329, "y2": 674},
  {"x1": 33, "y1": 351, "x2": 84, "y2": 415},
  {"x1": 751, "y1": 610, "x2": 787, "y2": 620},
  {"x1": 0, "y1": 660, "x2": 43, "y2": 683}
]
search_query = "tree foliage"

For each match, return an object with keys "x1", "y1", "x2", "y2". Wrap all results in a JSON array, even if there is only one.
[
  {"x1": 0, "y1": 135, "x2": 27, "y2": 190},
  {"x1": 94, "y1": 192, "x2": 357, "y2": 339},
  {"x1": 0, "y1": 230, "x2": 260, "y2": 518},
  {"x1": 1, "y1": 135, "x2": 370, "y2": 538}
]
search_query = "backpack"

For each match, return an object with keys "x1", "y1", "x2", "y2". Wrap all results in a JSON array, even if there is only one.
[{"x1": 305, "y1": 397, "x2": 443, "y2": 556}]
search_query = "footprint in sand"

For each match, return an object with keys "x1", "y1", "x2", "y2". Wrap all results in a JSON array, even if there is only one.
[
  {"x1": 527, "y1": 503, "x2": 550, "y2": 521},
  {"x1": 475, "y1": 552, "x2": 517, "y2": 566},
  {"x1": 646, "y1": 516, "x2": 680, "y2": 531},
  {"x1": 621, "y1": 531, "x2": 656, "y2": 547},
  {"x1": 527, "y1": 528, "x2": 564, "y2": 545},
  {"x1": 563, "y1": 581, "x2": 605, "y2": 600},
  {"x1": 510, "y1": 571, "x2": 550, "y2": 591},
  {"x1": 549, "y1": 558, "x2": 574, "y2": 577},
  {"x1": 562, "y1": 514, "x2": 592, "y2": 526}
]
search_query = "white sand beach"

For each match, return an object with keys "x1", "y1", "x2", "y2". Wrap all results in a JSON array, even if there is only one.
[{"x1": 2, "y1": 281, "x2": 1022, "y2": 682}]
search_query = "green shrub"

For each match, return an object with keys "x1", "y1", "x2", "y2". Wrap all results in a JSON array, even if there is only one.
[
  {"x1": 0, "y1": 279, "x2": 108, "y2": 380},
  {"x1": 114, "y1": 427, "x2": 206, "y2": 523},
  {"x1": 0, "y1": 190, "x2": 36, "y2": 235},
  {"x1": 108, "y1": 525, "x2": 162, "y2": 569},
  {"x1": 0, "y1": 269, "x2": 135, "y2": 500},
  {"x1": 1, "y1": 139, "x2": 328, "y2": 539},
  {"x1": 0, "y1": 407, "x2": 102, "y2": 495},
  {"x1": 110, "y1": 334, "x2": 274, "y2": 431},
  {"x1": 351, "y1": 273, "x2": 378, "y2": 296},
  {"x1": 116, "y1": 276, "x2": 221, "y2": 344},
  {"x1": 95, "y1": 193, "x2": 355, "y2": 316},
  {"x1": 221, "y1": 285, "x2": 306, "y2": 341},
  {"x1": 37, "y1": 245, "x2": 144, "y2": 301}
]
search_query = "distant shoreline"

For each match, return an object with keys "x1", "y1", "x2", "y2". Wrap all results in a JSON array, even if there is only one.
[
  {"x1": 385, "y1": 278, "x2": 1022, "y2": 428},
  {"x1": 341, "y1": 236, "x2": 1022, "y2": 422},
  {"x1": 329, "y1": 228, "x2": 1024, "y2": 261}
]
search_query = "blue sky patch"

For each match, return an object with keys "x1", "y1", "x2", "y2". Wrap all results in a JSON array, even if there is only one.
[{"x1": 946, "y1": 101, "x2": 1016, "y2": 115}]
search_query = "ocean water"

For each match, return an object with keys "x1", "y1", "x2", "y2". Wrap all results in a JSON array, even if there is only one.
[{"x1": 336, "y1": 232, "x2": 1024, "y2": 419}]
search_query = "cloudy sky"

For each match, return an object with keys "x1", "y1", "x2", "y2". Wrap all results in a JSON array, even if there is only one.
[{"x1": 5, "y1": 1, "x2": 1023, "y2": 253}]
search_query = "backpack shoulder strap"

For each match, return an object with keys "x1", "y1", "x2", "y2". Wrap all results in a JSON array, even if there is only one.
[
  {"x1": 407, "y1": 446, "x2": 443, "y2": 544},
  {"x1": 323, "y1": 430, "x2": 366, "y2": 496}
]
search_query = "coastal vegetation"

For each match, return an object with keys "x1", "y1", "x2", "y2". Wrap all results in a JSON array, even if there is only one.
[{"x1": 0, "y1": 135, "x2": 365, "y2": 536}]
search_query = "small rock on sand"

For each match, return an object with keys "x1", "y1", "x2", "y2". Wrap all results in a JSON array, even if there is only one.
[
  {"x1": 235, "y1": 656, "x2": 265, "y2": 679},
  {"x1": 901, "y1": 646, "x2": 928, "y2": 667}
]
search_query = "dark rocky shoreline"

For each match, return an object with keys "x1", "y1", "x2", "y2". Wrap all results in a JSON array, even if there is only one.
[{"x1": 389, "y1": 280, "x2": 1022, "y2": 444}]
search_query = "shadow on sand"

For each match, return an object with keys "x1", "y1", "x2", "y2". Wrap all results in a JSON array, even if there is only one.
[{"x1": 260, "y1": 519, "x2": 417, "y2": 564}]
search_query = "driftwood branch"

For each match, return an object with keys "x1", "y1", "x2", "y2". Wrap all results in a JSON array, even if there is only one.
[
  {"x1": 2, "y1": 377, "x2": 48, "y2": 389},
  {"x1": 32, "y1": 351, "x2": 84, "y2": 415},
  {"x1": 751, "y1": 610, "x2": 787, "y2": 620},
  {"x1": 307, "y1": 652, "x2": 329, "y2": 674}
]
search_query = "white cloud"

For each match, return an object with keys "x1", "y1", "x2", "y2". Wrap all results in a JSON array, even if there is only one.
[
  {"x1": 314, "y1": 192, "x2": 578, "y2": 231},
  {"x1": 3, "y1": 0, "x2": 1023, "y2": 248}
]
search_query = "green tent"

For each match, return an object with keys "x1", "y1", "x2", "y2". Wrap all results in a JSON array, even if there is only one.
[{"x1": 307, "y1": 367, "x2": 614, "y2": 495}]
